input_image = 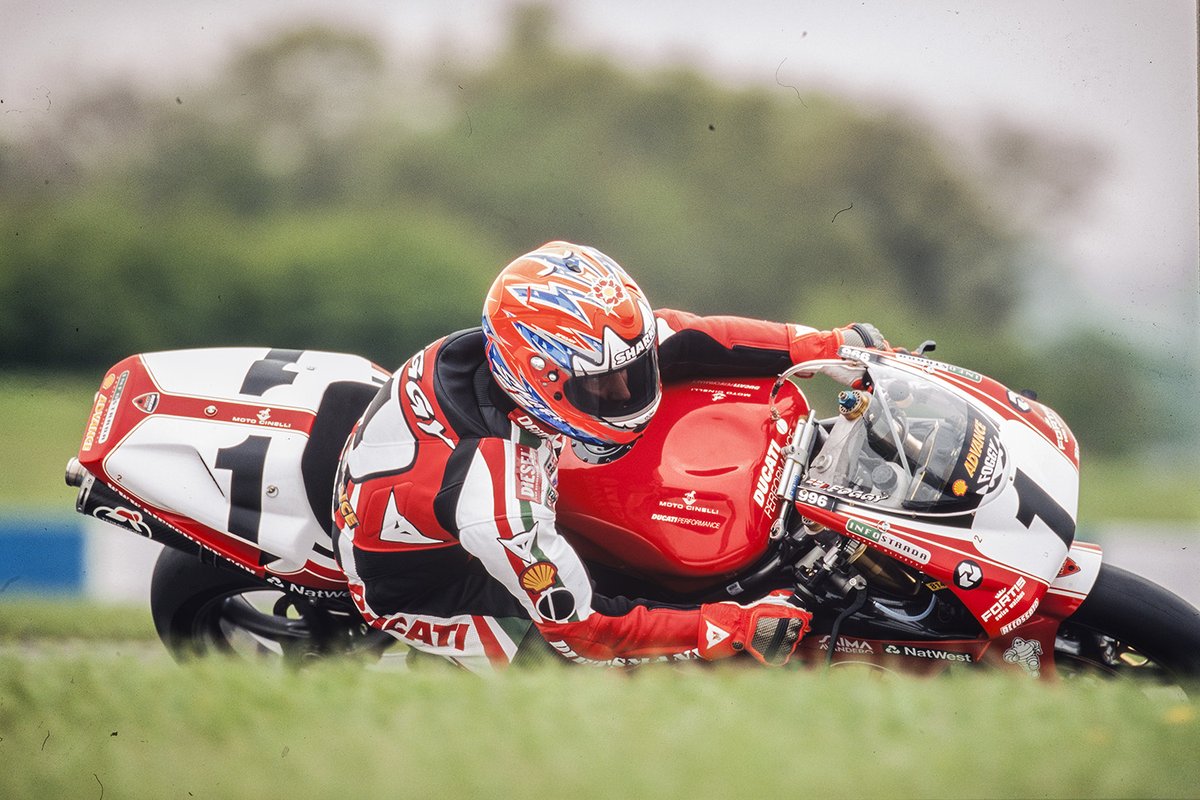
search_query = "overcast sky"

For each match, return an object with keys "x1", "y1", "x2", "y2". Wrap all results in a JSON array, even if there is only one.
[{"x1": 2, "y1": 0, "x2": 1196, "y2": 346}]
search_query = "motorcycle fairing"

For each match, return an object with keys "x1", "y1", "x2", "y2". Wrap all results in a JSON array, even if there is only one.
[
  {"x1": 76, "y1": 348, "x2": 387, "y2": 583},
  {"x1": 791, "y1": 350, "x2": 1082, "y2": 638}
]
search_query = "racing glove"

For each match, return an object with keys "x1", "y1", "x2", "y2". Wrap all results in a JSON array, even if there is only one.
[
  {"x1": 838, "y1": 322, "x2": 891, "y2": 351},
  {"x1": 698, "y1": 590, "x2": 812, "y2": 666}
]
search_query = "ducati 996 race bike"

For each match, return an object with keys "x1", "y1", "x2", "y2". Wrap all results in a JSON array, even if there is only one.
[{"x1": 65, "y1": 342, "x2": 1200, "y2": 684}]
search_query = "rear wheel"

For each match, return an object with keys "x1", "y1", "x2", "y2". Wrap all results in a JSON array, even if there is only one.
[
  {"x1": 1054, "y1": 563, "x2": 1200, "y2": 686},
  {"x1": 149, "y1": 548, "x2": 392, "y2": 662}
]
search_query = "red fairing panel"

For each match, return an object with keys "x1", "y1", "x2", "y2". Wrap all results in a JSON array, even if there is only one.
[{"x1": 557, "y1": 376, "x2": 808, "y2": 591}]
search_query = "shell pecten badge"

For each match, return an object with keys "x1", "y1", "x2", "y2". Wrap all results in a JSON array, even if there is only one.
[{"x1": 520, "y1": 561, "x2": 558, "y2": 593}]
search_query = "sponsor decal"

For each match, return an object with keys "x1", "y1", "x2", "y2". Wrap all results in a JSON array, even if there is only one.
[
  {"x1": 794, "y1": 488, "x2": 837, "y2": 512},
  {"x1": 1042, "y1": 408, "x2": 1069, "y2": 452},
  {"x1": 688, "y1": 379, "x2": 759, "y2": 402},
  {"x1": 884, "y1": 644, "x2": 974, "y2": 663},
  {"x1": 536, "y1": 587, "x2": 577, "y2": 622},
  {"x1": 96, "y1": 370, "x2": 129, "y2": 445},
  {"x1": 92, "y1": 505, "x2": 152, "y2": 537},
  {"x1": 818, "y1": 635, "x2": 875, "y2": 655},
  {"x1": 231, "y1": 407, "x2": 295, "y2": 430},
  {"x1": 753, "y1": 439, "x2": 785, "y2": 512},
  {"x1": 845, "y1": 518, "x2": 931, "y2": 565},
  {"x1": 803, "y1": 479, "x2": 887, "y2": 504},
  {"x1": 894, "y1": 353, "x2": 982, "y2": 382},
  {"x1": 1006, "y1": 390, "x2": 1032, "y2": 413},
  {"x1": 82, "y1": 393, "x2": 108, "y2": 451},
  {"x1": 515, "y1": 444, "x2": 543, "y2": 502},
  {"x1": 519, "y1": 561, "x2": 558, "y2": 593},
  {"x1": 705, "y1": 621, "x2": 732, "y2": 649},
  {"x1": 512, "y1": 411, "x2": 557, "y2": 440},
  {"x1": 688, "y1": 386, "x2": 754, "y2": 402},
  {"x1": 1056, "y1": 557, "x2": 1081, "y2": 578},
  {"x1": 380, "y1": 614, "x2": 470, "y2": 650},
  {"x1": 952, "y1": 479, "x2": 968, "y2": 497},
  {"x1": 925, "y1": 580, "x2": 948, "y2": 592},
  {"x1": 101, "y1": 373, "x2": 116, "y2": 390},
  {"x1": 838, "y1": 345, "x2": 876, "y2": 362},
  {"x1": 975, "y1": 436, "x2": 1005, "y2": 492},
  {"x1": 264, "y1": 576, "x2": 350, "y2": 600},
  {"x1": 499, "y1": 524, "x2": 542, "y2": 564},
  {"x1": 657, "y1": 492, "x2": 721, "y2": 517},
  {"x1": 1003, "y1": 636, "x2": 1043, "y2": 676},
  {"x1": 337, "y1": 492, "x2": 359, "y2": 528},
  {"x1": 943, "y1": 364, "x2": 983, "y2": 383},
  {"x1": 981, "y1": 576, "x2": 1027, "y2": 623},
  {"x1": 611, "y1": 325, "x2": 656, "y2": 368},
  {"x1": 962, "y1": 419, "x2": 988, "y2": 479},
  {"x1": 953, "y1": 559, "x2": 984, "y2": 590},
  {"x1": 1000, "y1": 599, "x2": 1039, "y2": 635},
  {"x1": 548, "y1": 639, "x2": 702, "y2": 667},
  {"x1": 405, "y1": 348, "x2": 455, "y2": 449},
  {"x1": 132, "y1": 392, "x2": 160, "y2": 414},
  {"x1": 651, "y1": 512, "x2": 722, "y2": 530}
]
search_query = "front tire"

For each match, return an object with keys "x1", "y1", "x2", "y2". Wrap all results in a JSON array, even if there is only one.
[{"x1": 1055, "y1": 563, "x2": 1200, "y2": 684}]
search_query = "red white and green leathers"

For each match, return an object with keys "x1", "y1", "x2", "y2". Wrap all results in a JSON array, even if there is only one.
[{"x1": 332, "y1": 310, "x2": 850, "y2": 671}]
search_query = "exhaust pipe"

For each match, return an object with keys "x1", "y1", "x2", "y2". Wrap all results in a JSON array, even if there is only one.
[{"x1": 65, "y1": 457, "x2": 88, "y2": 488}]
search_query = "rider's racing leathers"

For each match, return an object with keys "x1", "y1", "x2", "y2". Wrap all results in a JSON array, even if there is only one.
[{"x1": 332, "y1": 310, "x2": 849, "y2": 671}]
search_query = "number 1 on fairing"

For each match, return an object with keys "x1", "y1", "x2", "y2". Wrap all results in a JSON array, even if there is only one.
[{"x1": 215, "y1": 435, "x2": 271, "y2": 542}]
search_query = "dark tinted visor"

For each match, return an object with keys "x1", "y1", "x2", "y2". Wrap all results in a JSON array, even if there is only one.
[{"x1": 563, "y1": 348, "x2": 659, "y2": 421}]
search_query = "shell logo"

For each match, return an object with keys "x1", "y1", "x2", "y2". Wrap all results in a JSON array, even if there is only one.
[
  {"x1": 952, "y1": 479, "x2": 968, "y2": 497},
  {"x1": 520, "y1": 561, "x2": 558, "y2": 593}
]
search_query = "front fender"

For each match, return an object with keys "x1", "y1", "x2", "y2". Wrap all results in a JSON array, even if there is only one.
[{"x1": 1038, "y1": 540, "x2": 1103, "y2": 620}]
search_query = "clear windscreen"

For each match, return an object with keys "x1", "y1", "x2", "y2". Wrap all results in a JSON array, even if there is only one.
[{"x1": 804, "y1": 361, "x2": 1006, "y2": 514}]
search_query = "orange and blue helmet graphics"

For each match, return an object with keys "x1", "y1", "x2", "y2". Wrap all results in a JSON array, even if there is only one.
[{"x1": 483, "y1": 242, "x2": 662, "y2": 446}]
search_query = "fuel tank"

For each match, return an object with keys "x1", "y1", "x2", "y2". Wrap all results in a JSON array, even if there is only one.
[{"x1": 557, "y1": 376, "x2": 808, "y2": 591}]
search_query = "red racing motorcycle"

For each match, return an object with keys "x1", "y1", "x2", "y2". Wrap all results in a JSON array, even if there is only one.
[{"x1": 66, "y1": 342, "x2": 1200, "y2": 682}]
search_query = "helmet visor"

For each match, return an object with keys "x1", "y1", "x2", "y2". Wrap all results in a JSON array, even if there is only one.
[{"x1": 563, "y1": 348, "x2": 660, "y2": 424}]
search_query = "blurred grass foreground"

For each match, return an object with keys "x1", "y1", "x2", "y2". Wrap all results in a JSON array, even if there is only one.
[{"x1": 0, "y1": 645, "x2": 1198, "y2": 799}]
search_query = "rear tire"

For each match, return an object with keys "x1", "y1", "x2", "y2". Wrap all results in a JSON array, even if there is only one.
[
  {"x1": 149, "y1": 548, "x2": 388, "y2": 662},
  {"x1": 1055, "y1": 563, "x2": 1200, "y2": 684}
]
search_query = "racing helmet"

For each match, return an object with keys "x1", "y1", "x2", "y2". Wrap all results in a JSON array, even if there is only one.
[{"x1": 483, "y1": 241, "x2": 662, "y2": 446}]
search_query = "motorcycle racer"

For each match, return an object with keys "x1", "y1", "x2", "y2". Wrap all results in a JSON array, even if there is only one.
[{"x1": 331, "y1": 241, "x2": 891, "y2": 671}]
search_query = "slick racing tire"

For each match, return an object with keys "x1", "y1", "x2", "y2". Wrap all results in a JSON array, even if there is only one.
[
  {"x1": 1055, "y1": 563, "x2": 1200, "y2": 685},
  {"x1": 149, "y1": 548, "x2": 388, "y2": 662}
]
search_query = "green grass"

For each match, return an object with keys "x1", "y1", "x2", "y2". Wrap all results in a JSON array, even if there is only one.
[
  {"x1": 1, "y1": 602, "x2": 1198, "y2": 798},
  {"x1": 0, "y1": 599, "x2": 156, "y2": 642},
  {"x1": 1079, "y1": 456, "x2": 1200, "y2": 524},
  {"x1": 0, "y1": 372, "x2": 100, "y2": 509},
  {"x1": 0, "y1": 650, "x2": 1197, "y2": 799}
]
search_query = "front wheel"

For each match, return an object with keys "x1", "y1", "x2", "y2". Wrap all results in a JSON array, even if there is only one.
[
  {"x1": 1054, "y1": 563, "x2": 1200, "y2": 685},
  {"x1": 149, "y1": 548, "x2": 391, "y2": 662}
]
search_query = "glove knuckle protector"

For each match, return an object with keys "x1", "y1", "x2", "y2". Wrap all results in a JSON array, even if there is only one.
[{"x1": 698, "y1": 591, "x2": 812, "y2": 666}]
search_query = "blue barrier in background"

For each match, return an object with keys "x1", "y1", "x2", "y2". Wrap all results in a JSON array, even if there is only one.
[{"x1": 0, "y1": 517, "x2": 84, "y2": 595}]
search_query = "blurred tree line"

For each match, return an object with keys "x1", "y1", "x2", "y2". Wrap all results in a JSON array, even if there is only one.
[{"x1": 0, "y1": 6, "x2": 1183, "y2": 456}]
